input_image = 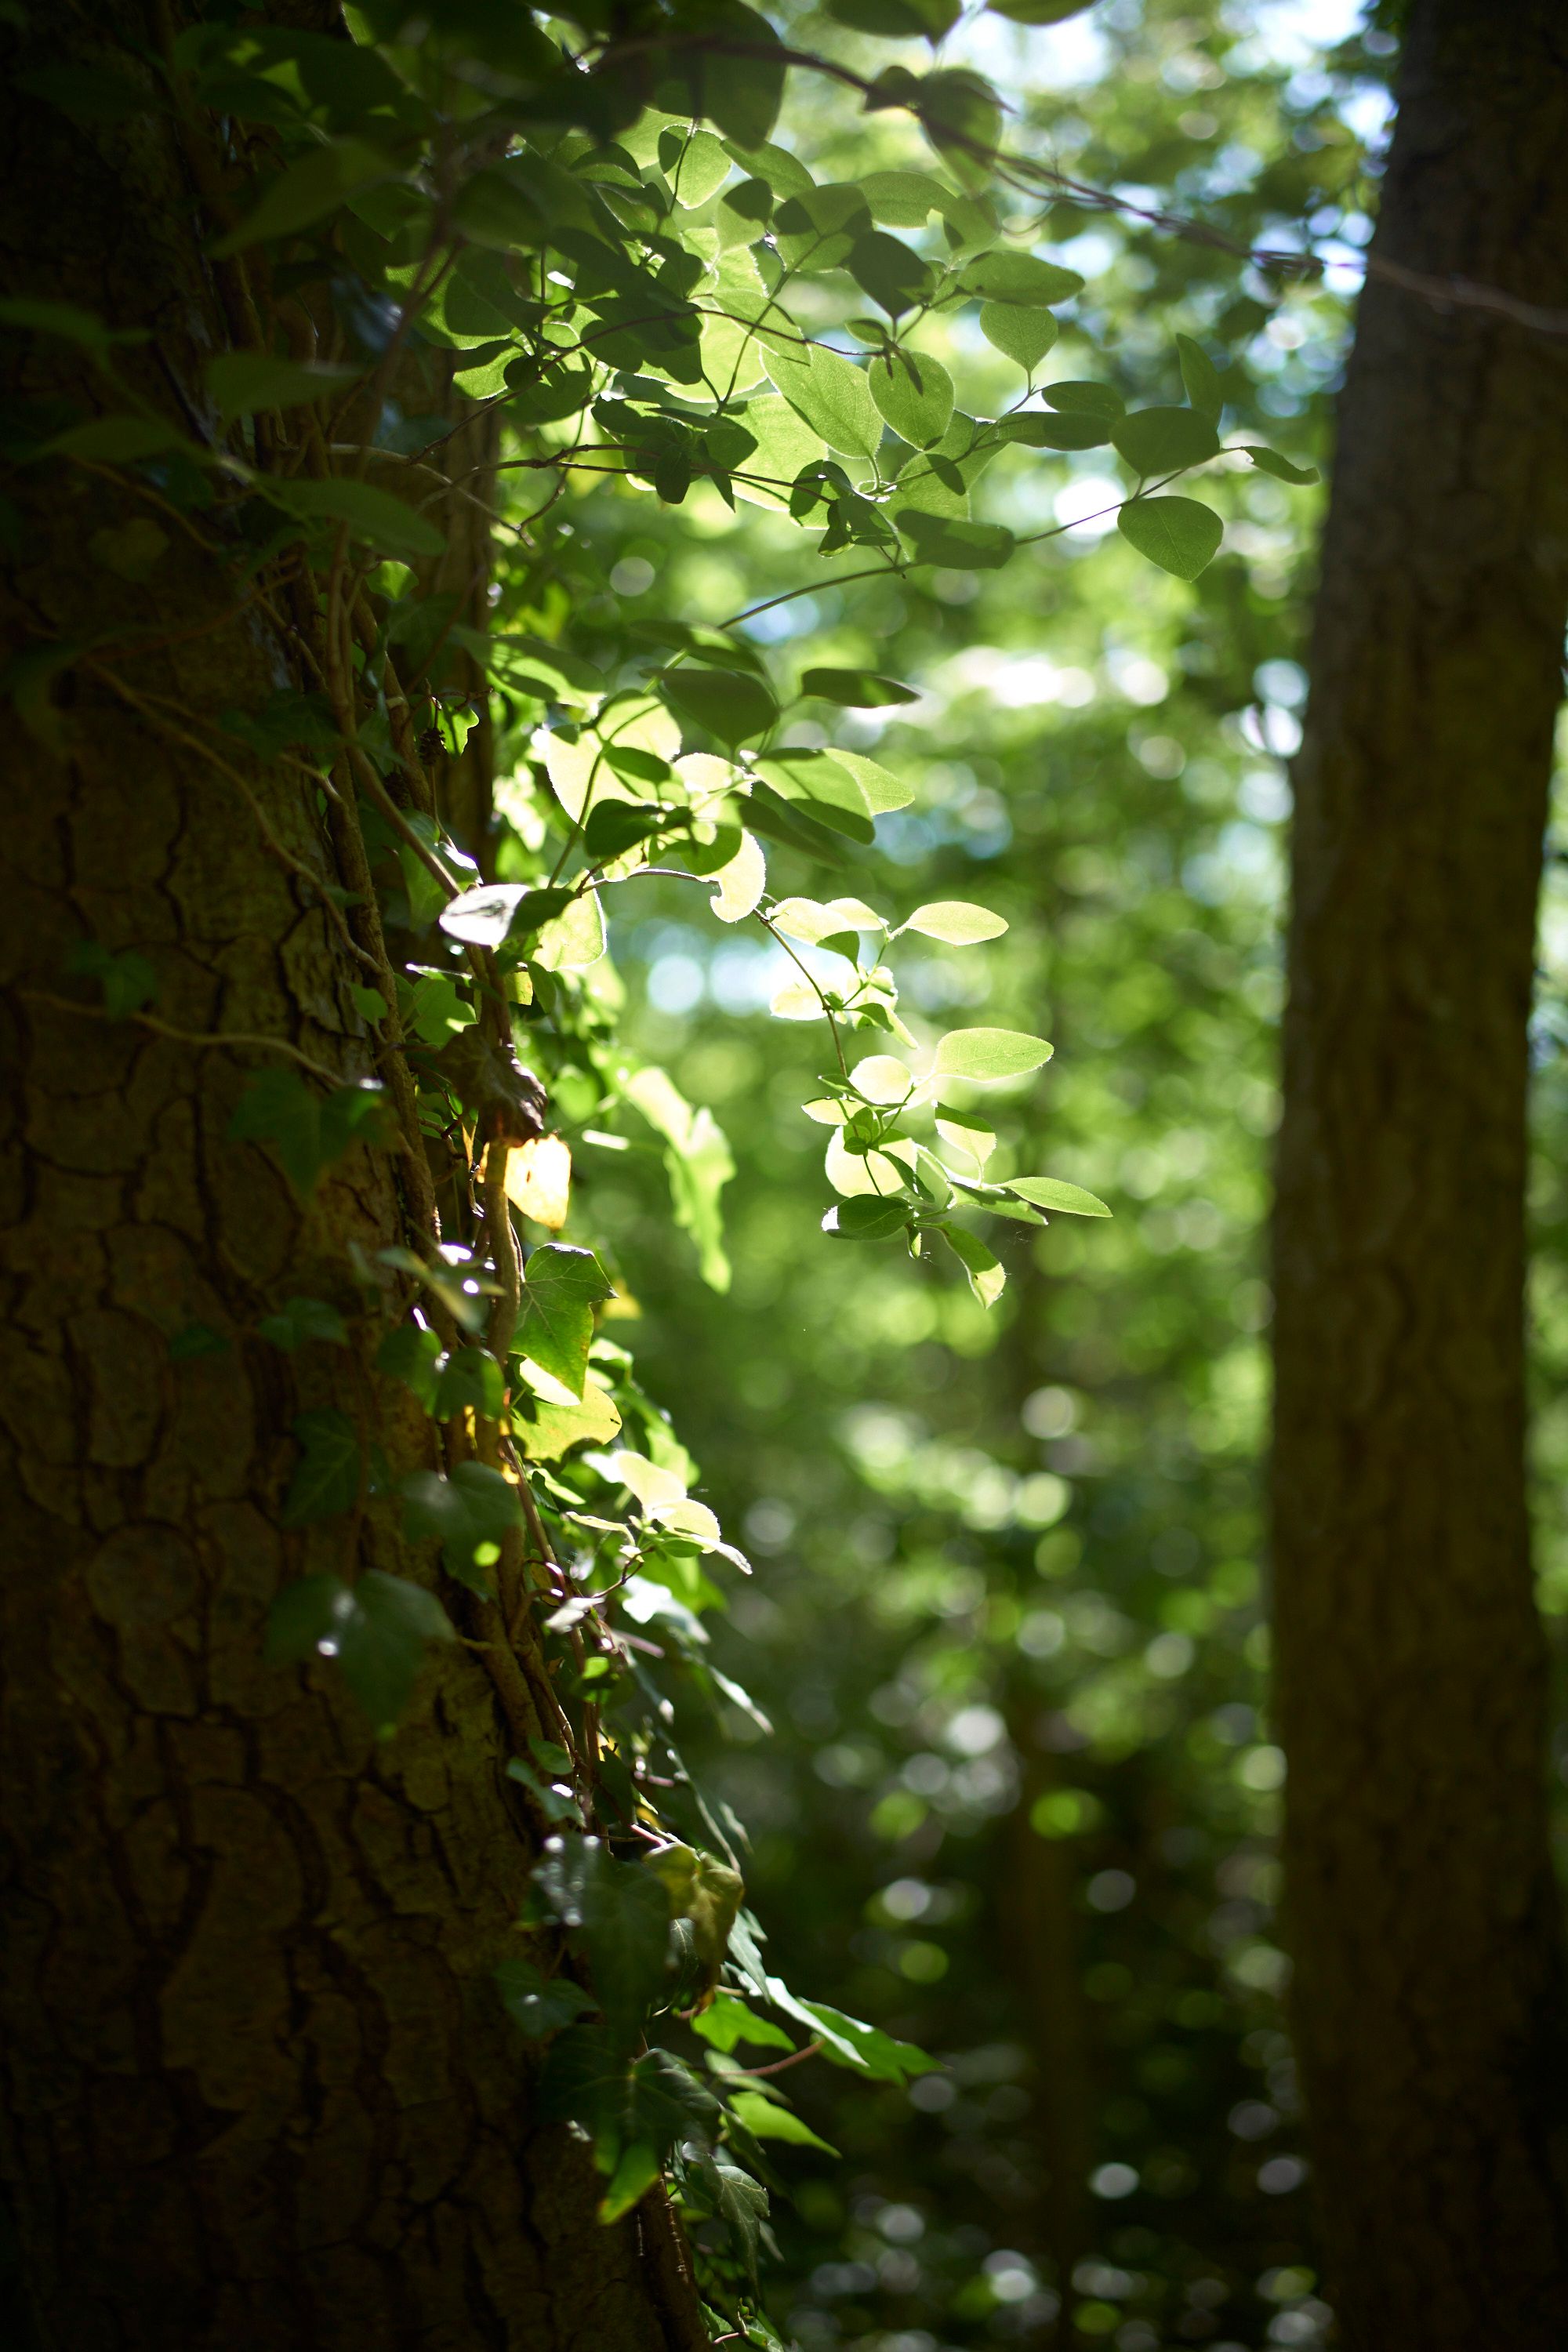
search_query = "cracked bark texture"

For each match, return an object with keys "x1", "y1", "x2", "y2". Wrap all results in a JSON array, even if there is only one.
[
  {"x1": 1272, "y1": 3, "x2": 1568, "y2": 2344},
  {"x1": 0, "y1": 25, "x2": 700, "y2": 2352}
]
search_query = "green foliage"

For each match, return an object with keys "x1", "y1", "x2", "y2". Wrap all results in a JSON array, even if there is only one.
[{"x1": 38, "y1": 0, "x2": 1348, "y2": 2320}]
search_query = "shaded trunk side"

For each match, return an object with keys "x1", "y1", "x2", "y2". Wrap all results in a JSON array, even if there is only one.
[
  {"x1": 1272, "y1": 4, "x2": 1568, "y2": 2345},
  {"x1": 0, "y1": 31, "x2": 702, "y2": 2352}
]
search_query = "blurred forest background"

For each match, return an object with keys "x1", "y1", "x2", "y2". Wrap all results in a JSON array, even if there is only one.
[{"x1": 538, "y1": 4, "x2": 1568, "y2": 2346}]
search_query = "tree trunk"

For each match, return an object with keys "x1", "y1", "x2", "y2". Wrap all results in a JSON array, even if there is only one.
[
  {"x1": 0, "y1": 27, "x2": 701, "y2": 2352},
  {"x1": 1272, "y1": 4, "x2": 1568, "y2": 2344}
]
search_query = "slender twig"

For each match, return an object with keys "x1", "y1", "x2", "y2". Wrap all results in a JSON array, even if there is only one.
[{"x1": 23, "y1": 992, "x2": 345, "y2": 1083}]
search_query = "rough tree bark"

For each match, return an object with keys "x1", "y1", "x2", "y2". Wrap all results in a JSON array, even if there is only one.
[
  {"x1": 1272, "y1": 4, "x2": 1568, "y2": 2345},
  {"x1": 0, "y1": 24, "x2": 703, "y2": 2352}
]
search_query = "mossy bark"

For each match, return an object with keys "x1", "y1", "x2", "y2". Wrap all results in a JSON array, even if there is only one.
[
  {"x1": 1272, "y1": 2, "x2": 1568, "y2": 2343},
  {"x1": 0, "y1": 22, "x2": 702, "y2": 2350}
]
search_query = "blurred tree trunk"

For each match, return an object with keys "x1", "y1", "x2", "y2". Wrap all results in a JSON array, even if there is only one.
[
  {"x1": 1272, "y1": 4, "x2": 1568, "y2": 2345},
  {"x1": 0, "y1": 21, "x2": 702, "y2": 2351}
]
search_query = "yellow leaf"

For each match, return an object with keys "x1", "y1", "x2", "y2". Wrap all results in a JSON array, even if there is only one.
[{"x1": 504, "y1": 1134, "x2": 572, "y2": 1229}]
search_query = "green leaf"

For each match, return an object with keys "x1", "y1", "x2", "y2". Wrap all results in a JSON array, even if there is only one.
[
  {"x1": 785, "y1": 1993, "x2": 937, "y2": 2082},
  {"x1": 1110, "y1": 406, "x2": 1221, "y2": 476},
  {"x1": 1176, "y1": 332, "x2": 1224, "y2": 423},
  {"x1": 66, "y1": 938, "x2": 156, "y2": 1018},
  {"x1": 399, "y1": 1461, "x2": 523, "y2": 1590},
  {"x1": 933, "y1": 1026, "x2": 1054, "y2": 1080},
  {"x1": 1000, "y1": 409, "x2": 1111, "y2": 452},
  {"x1": 661, "y1": 666, "x2": 778, "y2": 748},
  {"x1": 960, "y1": 251, "x2": 1083, "y2": 307},
  {"x1": 861, "y1": 169, "x2": 953, "y2": 226},
  {"x1": 1116, "y1": 493, "x2": 1224, "y2": 580},
  {"x1": 211, "y1": 137, "x2": 397, "y2": 255},
  {"x1": 869, "y1": 350, "x2": 954, "y2": 449},
  {"x1": 0, "y1": 298, "x2": 145, "y2": 351},
  {"x1": 1007, "y1": 1176, "x2": 1112, "y2": 1216},
  {"x1": 43, "y1": 416, "x2": 187, "y2": 463},
  {"x1": 1241, "y1": 445, "x2": 1320, "y2": 485},
  {"x1": 439, "y1": 882, "x2": 573, "y2": 952},
  {"x1": 829, "y1": 0, "x2": 960, "y2": 38},
  {"x1": 533, "y1": 1837, "x2": 673, "y2": 2049},
  {"x1": 898, "y1": 900, "x2": 1007, "y2": 944},
  {"x1": 987, "y1": 0, "x2": 1094, "y2": 16},
  {"x1": 846, "y1": 230, "x2": 933, "y2": 320},
  {"x1": 16, "y1": 63, "x2": 162, "y2": 122},
  {"x1": 724, "y1": 2089, "x2": 838, "y2": 2153},
  {"x1": 764, "y1": 344, "x2": 881, "y2": 461},
  {"x1": 825, "y1": 1196, "x2": 912, "y2": 1242},
  {"x1": 940, "y1": 1219, "x2": 1007, "y2": 1306},
  {"x1": 1045, "y1": 379, "x2": 1126, "y2": 418},
  {"x1": 228, "y1": 1071, "x2": 392, "y2": 1196},
  {"x1": 431, "y1": 1346, "x2": 506, "y2": 1421},
  {"x1": 495, "y1": 1955, "x2": 596, "y2": 2039},
  {"x1": 336, "y1": 1570, "x2": 456, "y2": 1731},
  {"x1": 169, "y1": 1321, "x2": 229, "y2": 1361},
  {"x1": 896, "y1": 512, "x2": 1015, "y2": 570},
  {"x1": 260, "y1": 475, "x2": 445, "y2": 559},
  {"x1": 978, "y1": 301, "x2": 1058, "y2": 373},
  {"x1": 598, "y1": 2142, "x2": 663, "y2": 2223},
  {"x1": 256, "y1": 1296, "x2": 349, "y2": 1350},
  {"x1": 800, "y1": 667, "x2": 919, "y2": 709},
  {"x1": 206, "y1": 354, "x2": 361, "y2": 419},
  {"x1": 376, "y1": 1322, "x2": 441, "y2": 1406},
  {"x1": 265, "y1": 1573, "x2": 350, "y2": 1665},
  {"x1": 691, "y1": 1994, "x2": 797, "y2": 2054},
  {"x1": 516, "y1": 1243, "x2": 613, "y2": 1396},
  {"x1": 281, "y1": 1410, "x2": 361, "y2": 1526},
  {"x1": 624, "y1": 1069, "x2": 735, "y2": 1291}
]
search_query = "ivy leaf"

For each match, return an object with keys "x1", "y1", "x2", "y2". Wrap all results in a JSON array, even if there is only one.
[
  {"x1": 897, "y1": 900, "x2": 1007, "y2": 944},
  {"x1": 439, "y1": 882, "x2": 574, "y2": 951},
  {"x1": 1241, "y1": 445, "x2": 1320, "y2": 485},
  {"x1": 533, "y1": 1838, "x2": 673, "y2": 2049},
  {"x1": 67, "y1": 938, "x2": 157, "y2": 1018},
  {"x1": 207, "y1": 354, "x2": 361, "y2": 419},
  {"x1": 211, "y1": 136, "x2": 397, "y2": 255},
  {"x1": 987, "y1": 0, "x2": 1095, "y2": 16},
  {"x1": 932, "y1": 1026, "x2": 1054, "y2": 1080},
  {"x1": 430, "y1": 1346, "x2": 506, "y2": 1421},
  {"x1": 515, "y1": 1243, "x2": 613, "y2": 1396},
  {"x1": 376, "y1": 1322, "x2": 441, "y2": 1406},
  {"x1": 1046, "y1": 379, "x2": 1126, "y2": 419},
  {"x1": 228, "y1": 1072, "x2": 394, "y2": 1196},
  {"x1": 623, "y1": 1068, "x2": 735, "y2": 1292},
  {"x1": 43, "y1": 416, "x2": 187, "y2": 463},
  {"x1": 398, "y1": 1461, "x2": 523, "y2": 1591},
  {"x1": 1111, "y1": 406, "x2": 1221, "y2": 476},
  {"x1": 791, "y1": 1997, "x2": 938, "y2": 2082},
  {"x1": 691, "y1": 1993, "x2": 797, "y2": 2054},
  {"x1": 800, "y1": 667, "x2": 919, "y2": 708},
  {"x1": 1117, "y1": 493, "x2": 1224, "y2": 579},
  {"x1": 260, "y1": 476, "x2": 445, "y2": 560},
  {"x1": 336, "y1": 1570, "x2": 456, "y2": 1731},
  {"x1": 724, "y1": 2089, "x2": 838, "y2": 2153},
  {"x1": 1007, "y1": 1176, "x2": 1112, "y2": 1216},
  {"x1": 869, "y1": 349, "x2": 955, "y2": 448},
  {"x1": 281, "y1": 1410, "x2": 361, "y2": 1526},
  {"x1": 660, "y1": 666, "x2": 778, "y2": 747},
  {"x1": 1176, "y1": 332, "x2": 1224, "y2": 423},
  {"x1": 256, "y1": 1297, "x2": 348, "y2": 1350},
  {"x1": 494, "y1": 1956, "x2": 596, "y2": 2039}
]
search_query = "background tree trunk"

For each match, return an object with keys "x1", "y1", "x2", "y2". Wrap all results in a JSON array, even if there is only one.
[
  {"x1": 1272, "y1": 3, "x2": 1568, "y2": 2343},
  {"x1": 0, "y1": 27, "x2": 702, "y2": 2352}
]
